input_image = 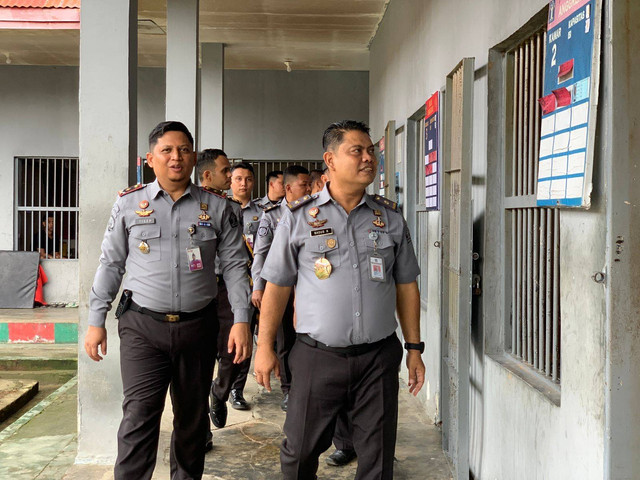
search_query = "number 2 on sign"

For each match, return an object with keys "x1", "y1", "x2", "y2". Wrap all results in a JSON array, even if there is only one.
[{"x1": 551, "y1": 43, "x2": 557, "y2": 67}]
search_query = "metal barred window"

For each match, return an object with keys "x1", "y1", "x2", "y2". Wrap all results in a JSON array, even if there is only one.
[
  {"x1": 15, "y1": 157, "x2": 79, "y2": 260},
  {"x1": 506, "y1": 29, "x2": 561, "y2": 383}
]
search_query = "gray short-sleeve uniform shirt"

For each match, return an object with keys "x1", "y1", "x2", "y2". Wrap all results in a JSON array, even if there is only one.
[
  {"x1": 261, "y1": 184, "x2": 420, "y2": 347},
  {"x1": 88, "y1": 180, "x2": 251, "y2": 328},
  {"x1": 235, "y1": 198, "x2": 264, "y2": 250},
  {"x1": 251, "y1": 202, "x2": 287, "y2": 292}
]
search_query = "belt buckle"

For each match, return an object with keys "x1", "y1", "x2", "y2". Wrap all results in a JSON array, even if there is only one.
[{"x1": 165, "y1": 314, "x2": 180, "y2": 322}]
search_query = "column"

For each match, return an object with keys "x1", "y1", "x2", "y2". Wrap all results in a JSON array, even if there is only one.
[
  {"x1": 166, "y1": 0, "x2": 199, "y2": 144},
  {"x1": 200, "y1": 43, "x2": 224, "y2": 149},
  {"x1": 77, "y1": 0, "x2": 137, "y2": 464}
]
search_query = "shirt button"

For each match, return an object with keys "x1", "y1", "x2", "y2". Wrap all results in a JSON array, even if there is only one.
[
  {"x1": 174, "y1": 293, "x2": 179, "y2": 297},
  {"x1": 319, "y1": 246, "x2": 324, "y2": 251},
  {"x1": 355, "y1": 311, "x2": 360, "y2": 317},
  {"x1": 173, "y1": 233, "x2": 178, "y2": 238},
  {"x1": 173, "y1": 263, "x2": 178, "y2": 268},
  {"x1": 355, "y1": 286, "x2": 360, "y2": 292},
  {"x1": 349, "y1": 241, "x2": 354, "y2": 247},
  {"x1": 141, "y1": 232, "x2": 146, "y2": 237},
  {"x1": 353, "y1": 264, "x2": 358, "y2": 269}
]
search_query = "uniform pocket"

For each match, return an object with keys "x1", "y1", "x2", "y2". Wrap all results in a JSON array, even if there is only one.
[
  {"x1": 301, "y1": 236, "x2": 341, "y2": 270},
  {"x1": 130, "y1": 225, "x2": 162, "y2": 262},
  {"x1": 363, "y1": 235, "x2": 395, "y2": 276}
]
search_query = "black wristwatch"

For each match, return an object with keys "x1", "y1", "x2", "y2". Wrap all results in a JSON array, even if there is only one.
[{"x1": 404, "y1": 342, "x2": 425, "y2": 353}]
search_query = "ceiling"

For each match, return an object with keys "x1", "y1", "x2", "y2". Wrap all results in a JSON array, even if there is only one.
[{"x1": 0, "y1": 0, "x2": 389, "y2": 69}]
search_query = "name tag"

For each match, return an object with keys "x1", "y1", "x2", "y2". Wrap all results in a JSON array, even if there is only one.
[
  {"x1": 198, "y1": 221, "x2": 212, "y2": 227},
  {"x1": 134, "y1": 218, "x2": 156, "y2": 225},
  {"x1": 310, "y1": 228, "x2": 333, "y2": 237}
]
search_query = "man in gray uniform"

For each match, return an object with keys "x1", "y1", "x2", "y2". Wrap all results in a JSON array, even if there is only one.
[
  {"x1": 251, "y1": 165, "x2": 311, "y2": 411},
  {"x1": 83, "y1": 121, "x2": 252, "y2": 480},
  {"x1": 256, "y1": 170, "x2": 284, "y2": 209},
  {"x1": 210, "y1": 161, "x2": 262, "y2": 412},
  {"x1": 255, "y1": 120, "x2": 425, "y2": 480}
]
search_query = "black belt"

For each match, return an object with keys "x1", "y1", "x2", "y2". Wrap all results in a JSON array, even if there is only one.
[
  {"x1": 297, "y1": 333, "x2": 394, "y2": 356},
  {"x1": 216, "y1": 274, "x2": 225, "y2": 287},
  {"x1": 130, "y1": 300, "x2": 214, "y2": 323}
]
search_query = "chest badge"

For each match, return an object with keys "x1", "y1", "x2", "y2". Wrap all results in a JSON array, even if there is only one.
[
  {"x1": 326, "y1": 238, "x2": 336, "y2": 249},
  {"x1": 308, "y1": 207, "x2": 319, "y2": 218},
  {"x1": 138, "y1": 241, "x2": 150, "y2": 254},
  {"x1": 139, "y1": 200, "x2": 149, "y2": 209},
  {"x1": 373, "y1": 217, "x2": 386, "y2": 228},
  {"x1": 253, "y1": 216, "x2": 259, "y2": 221},
  {"x1": 308, "y1": 219, "x2": 328, "y2": 228},
  {"x1": 373, "y1": 209, "x2": 382, "y2": 217},
  {"x1": 200, "y1": 202, "x2": 208, "y2": 211},
  {"x1": 135, "y1": 209, "x2": 154, "y2": 217},
  {"x1": 314, "y1": 257, "x2": 332, "y2": 280},
  {"x1": 199, "y1": 211, "x2": 211, "y2": 221}
]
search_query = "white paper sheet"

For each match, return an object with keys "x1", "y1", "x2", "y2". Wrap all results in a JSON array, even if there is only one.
[
  {"x1": 538, "y1": 158, "x2": 553, "y2": 179},
  {"x1": 553, "y1": 132, "x2": 570, "y2": 154},
  {"x1": 566, "y1": 176, "x2": 584, "y2": 198},
  {"x1": 552, "y1": 155, "x2": 568, "y2": 177},
  {"x1": 550, "y1": 179, "x2": 567, "y2": 199},
  {"x1": 567, "y1": 152, "x2": 586, "y2": 175},
  {"x1": 555, "y1": 108, "x2": 572, "y2": 131},
  {"x1": 539, "y1": 137, "x2": 554, "y2": 158},
  {"x1": 541, "y1": 114, "x2": 556, "y2": 137},
  {"x1": 571, "y1": 102, "x2": 589, "y2": 127},
  {"x1": 537, "y1": 180, "x2": 551, "y2": 200},
  {"x1": 569, "y1": 127, "x2": 587, "y2": 150}
]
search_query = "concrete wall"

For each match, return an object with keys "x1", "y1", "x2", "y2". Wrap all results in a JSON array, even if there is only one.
[
  {"x1": 370, "y1": 0, "x2": 607, "y2": 478},
  {"x1": 0, "y1": 66, "x2": 368, "y2": 303}
]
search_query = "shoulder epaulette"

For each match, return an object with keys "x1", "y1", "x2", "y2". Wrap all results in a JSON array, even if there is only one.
[
  {"x1": 227, "y1": 196, "x2": 242, "y2": 205},
  {"x1": 287, "y1": 194, "x2": 315, "y2": 211},
  {"x1": 264, "y1": 204, "x2": 279, "y2": 213},
  {"x1": 119, "y1": 184, "x2": 146, "y2": 197},
  {"x1": 372, "y1": 194, "x2": 398, "y2": 211},
  {"x1": 201, "y1": 186, "x2": 226, "y2": 198}
]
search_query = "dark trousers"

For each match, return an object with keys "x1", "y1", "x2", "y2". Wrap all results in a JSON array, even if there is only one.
[
  {"x1": 212, "y1": 282, "x2": 254, "y2": 401},
  {"x1": 276, "y1": 292, "x2": 297, "y2": 394},
  {"x1": 333, "y1": 409, "x2": 354, "y2": 451},
  {"x1": 281, "y1": 334, "x2": 403, "y2": 480},
  {"x1": 115, "y1": 304, "x2": 217, "y2": 480}
]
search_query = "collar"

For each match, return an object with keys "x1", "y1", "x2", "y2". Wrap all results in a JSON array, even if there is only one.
[
  {"x1": 318, "y1": 182, "x2": 369, "y2": 210},
  {"x1": 147, "y1": 179, "x2": 195, "y2": 200}
]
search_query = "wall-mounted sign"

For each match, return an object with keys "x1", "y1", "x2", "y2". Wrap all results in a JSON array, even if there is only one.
[
  {"x1": 536, "y1": 0, "x2": 601, "y2": 208},
  {"x1": 425, "y1": 92, "x2": 440, "y2": 210},
  {"x1": 378, "y1": 136, "x2": 386, "y2": 195}
]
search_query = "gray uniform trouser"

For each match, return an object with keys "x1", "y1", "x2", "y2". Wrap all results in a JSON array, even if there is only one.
[
  {"x1": 281, "y1": 333, "x2": 403, "y2": 480},
  {"x1": 115, "y1": 303, "x2": 217, "y2": 480}
]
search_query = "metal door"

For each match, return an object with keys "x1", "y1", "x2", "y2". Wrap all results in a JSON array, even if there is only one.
[{"x1": 440, "y1": 57, "x2": 474, "y2": 480}]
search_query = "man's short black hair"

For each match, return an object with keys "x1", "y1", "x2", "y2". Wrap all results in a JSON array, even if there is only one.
[
  {"x1": 148, "y1": 121, "x2": 194, "y2": 150},
  {"x1": 309, "y1": 169, "x2": 324, "y2": 184},
  {"x1": 230, "y1": 161, "x2": 255, "y2": 176},
  {"x1": 322, "y1": 120, "x2": 370, "y2": 152},
  {"x1": 196, "y1": 149, "x2": 227, "y2": 181},
  {"x1": 283, "y1": 165, "x2": 310, "y2": 186},
  {"x1": 266, "y1": 170, "x2": 283, "y2": 189}
]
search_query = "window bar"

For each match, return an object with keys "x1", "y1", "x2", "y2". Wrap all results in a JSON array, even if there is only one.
[
  {"x1": 552, "y1": 209, "x2": 560, "y2": 381},
  {"x1": 532, "y1": 208, "x2": 539, "y2": 368},
  {"x1": 538, "y1": 209, "x2": 546, "y2": 371},
  {"x1": 75, "y1": 158, "x2": 79, "y2": 259},
  {"x1": 528, "y1": 36, "x2": 536, "y2": 195},
  {"x1": 522, "y1": 208, "x2": 528, "y2": 362},
  {"x1": 523, "y1": 41, "x2": 530, "y2": 197},
  {"x1": 516, "y1": 48, "x2": 523, "y2": 196},
  {"x1": 515, "y1": 208, "x2": 522, "y2": 357},
  {"x1": 533, "y1": 33, "x2": 542, "y2": 194},
  {"x1": 545, "y1": 208, "x2": 553, "y2": 376},
  {"x1": 67, "y1": 159, "x2": 71, "y2": 258},
  {"x1": 511, "y1": 210, "x2": 517, "y2": 353}
]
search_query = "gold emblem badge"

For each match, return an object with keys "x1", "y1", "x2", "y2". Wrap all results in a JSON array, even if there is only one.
[
  {"x1": 199, "y1": 212, "x2": 211, "y2": 221},
  {"x1": 314, "y1": 257, "x2": 332, "y2": 280},
  {"x1": 135, "y1": 209, "x2": 154, "y2": 217},
  {"x1": 138, "y1": 241, "x2": 150, "y2": 254},
  {"x1": 139, "y1": 200, "x2": 149, "y2": 209},
  {"x1": 373, "y1": 217, "x2": 386, "y2": 228},
  {"x1": 308, "y1": 207, "x2": 319, "y2": 218},
  {"x1": 326, "y1": 238, "x2": 336, "y2": 249},
  {"x1": 373, "y1": 209, "x2": 382, "y2": 217},
  {"x1": 200, "y1": 202, "x2": 208, "y2": 211},
  {"x1": 253, "y1": 216, "x2": 259, "y2": 221},
  {"x1": 308, "y1": 219, "x2": 328, "y2": 228}
]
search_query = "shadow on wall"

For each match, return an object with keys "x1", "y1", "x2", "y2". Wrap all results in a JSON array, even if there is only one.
[{"x1": 470, "y1": 213, "x2": 484, "y2": 479}]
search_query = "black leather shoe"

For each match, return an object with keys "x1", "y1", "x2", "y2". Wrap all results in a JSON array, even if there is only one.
[
  {"x1": 326, "y1": 449, "x2": 357, "y2": 467},
  {"x1": 280, "y1": 393, "x2": 289, "y2": 412},
  {"x1": 210, "y1": 391, "x2": 227, "y2": 428},
  {"x1": 230, "y1": 389, "x2": 249, "y2": 410},
  {"x1": 205, "y1": 430, "x2": 213, "y2": 452}
]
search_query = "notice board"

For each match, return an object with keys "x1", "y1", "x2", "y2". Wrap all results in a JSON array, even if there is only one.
[
  {"x1": 536, "y1": 0, "x2": 601, "y2": 208},
  {"x1": 424, "y1": 92, "x2": 440, "y2": 210}
]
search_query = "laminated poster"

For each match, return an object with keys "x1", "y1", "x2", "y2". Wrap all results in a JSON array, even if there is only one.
[{"x1": 424, "y1": 92, "x2": 439, "y2": 210}]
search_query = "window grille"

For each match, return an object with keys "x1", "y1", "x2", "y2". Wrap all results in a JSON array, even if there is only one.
[
  {"x1": 506, "y1": 29, "x2": 561, "y2": 383},
  {"x1": 15, "y1": 157, "x2": 79, "y2": 260}
]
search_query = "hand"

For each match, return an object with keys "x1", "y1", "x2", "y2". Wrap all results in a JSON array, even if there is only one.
[
  {"x1": 406, "y1": 350, "x2": 425, "y2": 396},
  {"x1": 84, "y1": 326, "x2": 107, "y2": 361},
  {"x1": 228, "y1": 322, "x2": 252, "y2": 364},
  {"x1": 251, "y1": 290, "x2": 264, "y2": 310},
  {"x1": 254, "y1": 344, "x2": 280, "y2": 393}
]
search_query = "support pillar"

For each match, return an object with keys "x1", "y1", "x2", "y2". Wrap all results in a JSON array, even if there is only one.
[
  {"x1": 200, "y1": 43, "x2": 224, "y2": 149},
  {"x1": 166, "y1": 0, "x2": 199, "y2": 143},
  {"x1": 77, "y1": 0, "x2": 137, "y2": 464}
]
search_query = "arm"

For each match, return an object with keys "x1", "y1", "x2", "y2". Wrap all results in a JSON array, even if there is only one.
[
  {"x1": 84, "y1": 199, "x2": 128, "y2": 361},
  {"x1": 254, "y1": 282, "x2": 292, "y2": 392},
  {"x1": 217, "y1": 202, "x2": 253, "y2": 362},
  {"x1": 396, "y1": 281, "x2": 425, "y2": 396},
  {"x1": 250, "y1": 212, "x2": 274, "y2": 309}
]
